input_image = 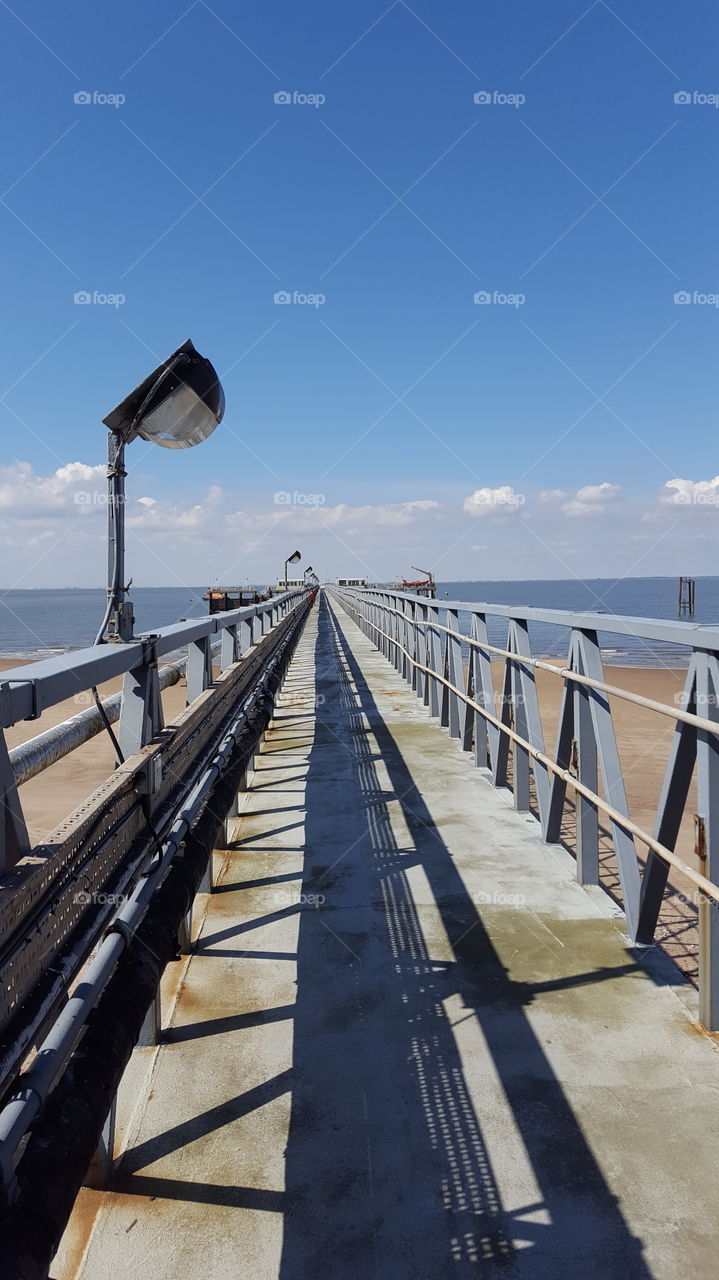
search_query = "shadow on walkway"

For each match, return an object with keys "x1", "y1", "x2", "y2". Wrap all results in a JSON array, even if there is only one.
[{"x1": 279, "y1": 596, "x2": 652, "y2": 1279}]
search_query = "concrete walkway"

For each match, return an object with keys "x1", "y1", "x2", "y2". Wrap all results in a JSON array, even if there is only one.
[{"x1": 59, "y1": 593, "x2": 719, "y2": 1279}]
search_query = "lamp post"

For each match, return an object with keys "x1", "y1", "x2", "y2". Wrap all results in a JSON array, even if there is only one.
[
  {"x1": 284, "y1": 549, "x2": 301, "y2": 591},
  {"x1": 99, "y1": 339, "x2": 225, "y2": 643}
]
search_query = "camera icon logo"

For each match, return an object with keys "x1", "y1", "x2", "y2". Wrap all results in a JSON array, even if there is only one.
[
  {"x1": 274, "y1": 491, "x2": 292, "y2": 504},
  {"x1": 474, "y1": 290, "x2": 492, "y2": 304},
  {"x1": 73, "y1": 291, "x2": 92, "y2": 304},
  {"x1": 474, "y1": 90, "x2": 492, "y2": 105},
  {"x1": 674, "y1": 290, "x2": 692, "y2": 305},
  {"x1": 74, "y1": 90, "x2": 92, "y2": 105},
  {"x1": 674, "y1": 91, "x2": 692, "y2": 105},
  {"x1": 274, "y1": 91, "x2": 292, "y2": 105},
  {"x1": 274, "y1": 290, "x2": 292, "y2": 304}
]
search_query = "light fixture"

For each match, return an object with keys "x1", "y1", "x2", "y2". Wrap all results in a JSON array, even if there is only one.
[
  {"x1": 103, "y1": 338, "x2": 225, "y2": 449},
  {"x1": 98, "y1": 340, "x2": 226, "y2": 642},
  {"x1": 284, "y1": 549, "x2": 301, "y2": 590}
]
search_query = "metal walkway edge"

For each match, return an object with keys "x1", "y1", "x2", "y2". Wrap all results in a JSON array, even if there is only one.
[{"x1": 57, "y1": 593, "x2": 719, "y2": 1279}]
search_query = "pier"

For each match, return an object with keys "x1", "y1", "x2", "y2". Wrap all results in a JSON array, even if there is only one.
[{"x1": 0, "y1": 589, "x2": 717, "y2": 1277}]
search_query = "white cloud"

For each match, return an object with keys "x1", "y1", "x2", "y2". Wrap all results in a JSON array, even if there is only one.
[
  {"x1": 0, "y1": 460, "x2": 105, "y2": 518},
  {"x1": 223, "y1": 499, "x2": 441, "y2": 535},
  {"x1": 463, "y1": 486, "x2": 526, "y2": 518},
  {"x1": 660, "y1": 477, "x2": 719, "y2": 510},
  {"x1": 318, "y1": 499, "x2": 440, "y2": 529},
  {"x1": 561, "y1": 481, "x2": 621, "y2": 517},
  {"x1": 5, "y1": 460, "x2": 719, "y2": 586}
]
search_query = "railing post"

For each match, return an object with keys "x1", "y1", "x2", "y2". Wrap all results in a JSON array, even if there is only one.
[
  {"x1": 636, "y1": 655, "x2": 699, "y2": 944},
  {"x1": 466, "y1": 612, "x2": 498, "y2": 770},
  {"x1": 400, "y1": 599, "x2": 410, "y2": 681},
  {"x1": 446, "y1": 610, "x2": 464, "y2": 740},
  {"x1": 415, "y1": 603, "x2": 427, "y2": 702},
  {"x1": 386, "y1": 596, "x2": 396, "y2": 670},
  {"x1": 0, "y1": 733, "x2": 30, "y2": 872},
  {"x1": 215, "y1": 789, "x2": 239, "y2": 852},
  {"x1": 117, "y1": 638, "x2": 164, "y2": 758},
  {"x1": 139, "y1": 987, "x2": 162, "y2": 1046},
  {"x1": 574, "y1": 662, "x2": 599, "y2": 885},
  {"x1": 85, "y1": 1097, "x2": 117, "y2": 1189},
  {"x1": 575, "y1": 630, "x2": 640, "y2": 932},
  {"x1": 492, "y1": 639, "x2": 513, "y2": 790},
  {"x1": 508, "y1": 619, "x2": 550, "y2": 827},
  {"x1": 545, "y1": 637, "x2": 577, "y2": 845},
  {"x1": 241, "y1": 611, "x2": 255, "y2": 651},
  {"x1": 427, "y1": 606, "x2": 442, "y2": 720},
  {"x1": 696, "y1": 652, "x2": 719, "y2": 1030},
  {"x1": 508, "y1": 623, "x2": 530, "y2": 812},
  {"x1": 199, "y1": 846, "x2": 215, "y2": 893},
  {"x1": 186, "y1": 634, "x2": 213, "y2": 704},
  {"x1": 220, "y1": 623, "x2": 239, "y2": 671}
]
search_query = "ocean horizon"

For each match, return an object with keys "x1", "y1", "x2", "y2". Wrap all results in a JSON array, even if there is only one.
[{"x1": 0, "y1": 576, "x2": 716, "y2": 667}]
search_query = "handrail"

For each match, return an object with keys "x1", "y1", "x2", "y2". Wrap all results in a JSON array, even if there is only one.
[
  {"x1": 374, "y1": 599, "x2": 719, "y2": 736},
  {"x1": 0, "y1": 589, "x2": 307, "y2": 728},
  {"x1": 0, "y1": 589, "x2": 310, "y2": 871},
  {"x1": 355, "y1": 607, "x2": 719, "y2": 907},
  {"x1": 357, "y1": 586, "x2": 719, "y2": 650},
  {"x1": 330, "y1": 584, "x2": 719, "y2": 1031}
]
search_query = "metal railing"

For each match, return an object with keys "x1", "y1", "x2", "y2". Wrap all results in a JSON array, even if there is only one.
[
  {"x1": 0, "y1": 589, "x2": 310, "y2": 1185},
  {"x1": 329, "y1": 586, "x2": 719, "y2": 1030}
]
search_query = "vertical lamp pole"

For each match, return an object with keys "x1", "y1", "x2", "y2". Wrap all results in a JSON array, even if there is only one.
[
  {"x1": 284, "y1": 549, "x2": 301, "y2": 591},
  {"x1": 106, "y1": 429, "x2": 134, "y2": 642},
  {"x1": 99, "y1": 339, "x2": 226, "y2": 644}
]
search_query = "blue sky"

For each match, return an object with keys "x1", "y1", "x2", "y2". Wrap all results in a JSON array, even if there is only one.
[{"x1": 0, "y1": 1, "x2": 717, "y2": 587}]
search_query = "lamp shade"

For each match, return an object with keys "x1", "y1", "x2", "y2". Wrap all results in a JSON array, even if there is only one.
[
  {"x1": 103, "y1": 339, "x2": 225, "y2": 449},
  {"x1": 288, "y1": 550, "x2": 301, "y2": 564}
]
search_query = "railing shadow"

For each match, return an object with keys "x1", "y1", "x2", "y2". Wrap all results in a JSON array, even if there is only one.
[{"x1": 279, "y1": 596, "x2": 653, "y2": 1279}]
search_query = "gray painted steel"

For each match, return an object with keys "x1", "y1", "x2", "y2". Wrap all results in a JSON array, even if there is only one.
[
  {"x1": 0, "y1": 590, "x2": 310, "y2": 1194},
  {"x1": 331, "y1": 586, "x2": 719, "y2": 1032},
  {"x1": 9, "y1": 661, "x2": 182, "y2": 785}
]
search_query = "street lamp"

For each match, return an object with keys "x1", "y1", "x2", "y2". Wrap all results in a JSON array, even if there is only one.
[
  {"x1": 98, "y1": 339, "x2": 225, "y2": 642},
  {"x1": 284, "y1": 549, "x2": 301, "y2": 591}
]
